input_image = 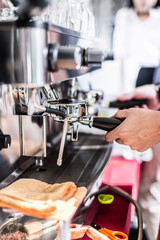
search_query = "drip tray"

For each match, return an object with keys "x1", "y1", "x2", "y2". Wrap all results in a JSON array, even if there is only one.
[
  {"x1": 0, "y1": 134, "x2": 113, "y2": 225},
  {"x1": 21, "y1": 134, "x2": 113, "y2": 190}
]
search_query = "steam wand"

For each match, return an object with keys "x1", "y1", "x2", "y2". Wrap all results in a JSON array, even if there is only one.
[{"x1": 57, "y1": 117, "x2": 68, "y2": 166}]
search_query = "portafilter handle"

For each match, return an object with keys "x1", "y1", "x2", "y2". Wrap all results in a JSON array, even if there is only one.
[
  {"x1": 79, "y1": 116, "x2": 123, "y2": 132},
  {"x1": 109, "y1": 99, "x2": 148, "y2": 109}
]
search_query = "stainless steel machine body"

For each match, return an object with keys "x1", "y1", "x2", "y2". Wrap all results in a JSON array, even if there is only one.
[
  {"x1": 0, "y1": 13, "x2": 112, "y2": 240},
  {"x1": 0, "y1": 19, "x2": 105, "y2": 164}
]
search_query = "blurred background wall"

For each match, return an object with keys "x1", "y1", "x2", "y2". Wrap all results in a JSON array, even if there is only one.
[{"x1": 91, "y1": 0, "x2": 128, "y2": 50}]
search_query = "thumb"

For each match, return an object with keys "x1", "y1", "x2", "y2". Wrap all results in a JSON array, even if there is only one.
[{"x1": 113, "y1": 109, "x2": 129, "y2": 119}]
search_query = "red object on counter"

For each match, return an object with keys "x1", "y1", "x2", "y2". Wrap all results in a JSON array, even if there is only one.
[
  {"x1": 81, "y1": 157, "x2": 141, "y2": 240},
  {"x1": 102, "y1": 157, "x2": 141, "y2": 202}
]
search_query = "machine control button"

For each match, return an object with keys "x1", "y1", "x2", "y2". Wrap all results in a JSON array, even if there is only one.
[{"x1": 0, "y1": 130, "x2": 11, "y2": 150}]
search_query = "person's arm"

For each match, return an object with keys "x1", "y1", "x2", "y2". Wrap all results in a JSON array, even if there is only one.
[
  {"x1": 105, "y1": 108, "x2": 160, "y2": 152},
  {"x1": 117, "y1": 84, "x2": 160, "y2": 110}
]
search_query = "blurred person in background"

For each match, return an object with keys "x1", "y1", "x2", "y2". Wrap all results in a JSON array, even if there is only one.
[
  {"x1": 106, "y1": 84, "x2": 160, "y2": 240},
  {"x1": 113, "y1": 0, "x2": 160, "y2": 92},
  {"x1": 112, "y1": 1, "x2": 160, "y2": 239}
]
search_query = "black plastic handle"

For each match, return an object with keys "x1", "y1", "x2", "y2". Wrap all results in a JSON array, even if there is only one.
[
  {"x1": 109, "y1": 99, "x2": 148, "y2": 109},
  {"x1": 92, "y1": 117, "x2": 123, "y2": 131}
]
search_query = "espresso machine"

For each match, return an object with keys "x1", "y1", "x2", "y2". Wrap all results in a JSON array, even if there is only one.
[{"x1": 0, "y1": 0, "x2": 122, "y2": 239}]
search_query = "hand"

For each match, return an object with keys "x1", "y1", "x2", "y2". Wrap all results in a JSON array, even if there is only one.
[
  {"x1": 117, "y1": 84, "x2": 160, "y2": 110},
  {"x1": 105, "y1": 108, "x2": 160, "y2": 152}
]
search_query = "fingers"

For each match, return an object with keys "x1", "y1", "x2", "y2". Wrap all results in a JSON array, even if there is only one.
[
  {"x1": 105, "y1": 128, "x2": 119, "y2": 142},
  {"x1": 105, "y1": 110, "x2": 128, "y2": 142},
  {"x1": 113, "y1": 109, "x2": 129, "y2": 119}
]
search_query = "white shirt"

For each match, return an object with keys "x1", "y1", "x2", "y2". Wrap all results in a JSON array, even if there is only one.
[{"x1": 113, "y1": 7, "x2": 160, "y2": 67}]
